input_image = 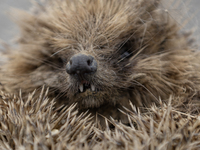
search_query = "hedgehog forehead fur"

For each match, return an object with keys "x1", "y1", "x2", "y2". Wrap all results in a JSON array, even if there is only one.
[{"x1": 1, "y1": 0, "x2": 200, "y2": 124}]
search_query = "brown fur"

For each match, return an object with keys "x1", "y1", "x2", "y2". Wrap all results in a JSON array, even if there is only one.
[{"x1": 1, "y1": 0, "x2": 200, "y2": 125}]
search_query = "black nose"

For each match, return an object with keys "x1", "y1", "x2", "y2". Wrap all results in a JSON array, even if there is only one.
[{"x1": 66, "y1": 54, "x2": 97, "y2": 75}]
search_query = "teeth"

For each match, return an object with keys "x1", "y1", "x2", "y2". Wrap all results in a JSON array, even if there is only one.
[
  {"x1": 79, "y1": 83, "x2": 96, "y2": 93},
  {"x1": 91, "y1": 84, "x2": 95, "y2": 92},
  {"x1": 79, "y1": 84, "x2": 84, "y2": 92}
]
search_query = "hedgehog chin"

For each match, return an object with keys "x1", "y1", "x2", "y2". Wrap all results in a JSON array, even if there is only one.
[
  {"x1": 77, "y1": 88, "x2": 100, "y2": 98},
  {"x1": 73, "y1": 89, "x2": 107, "y2": 108},
  {"x1": 79, "y1": 96, "x2": 105, "y2": 108}
]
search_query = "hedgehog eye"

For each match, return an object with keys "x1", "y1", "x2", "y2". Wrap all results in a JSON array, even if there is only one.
[
  {"x1": 54, "y1": 57, "x2": 67, "y2": 68},
  {"x1": 60, "y1": 57, "x2": 67, "y2": 64},
  {"x1": 119, "y1": 43, "x2": 133, "y2": 60},
  {"x1": 121, "y1": 51, "x2": 131, "y2": 59}
]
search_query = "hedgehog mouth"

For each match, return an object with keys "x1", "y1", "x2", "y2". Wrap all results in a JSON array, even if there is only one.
[{"x1": 78, "y1": 80, "x2": 100, "y2": 93}]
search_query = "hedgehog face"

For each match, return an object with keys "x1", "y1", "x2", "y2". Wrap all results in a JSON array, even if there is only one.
[
  {"x1": 47, "y1": 39, "x2": 135, "y2": 109},
  {"x1": 1, "y1": 0, "x2": 198, "y2": 113},
  {"x1": 3, "y1": 0, "x2": 147, "y2": 109}
]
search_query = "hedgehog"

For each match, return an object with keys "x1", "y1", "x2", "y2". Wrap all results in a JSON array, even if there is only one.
[
  {"x1": 1, "y1": 90, "x2": 200, "y2": 149},
  {"x1": 1, "y1": 0, "x2": 200, "y2": 125}
]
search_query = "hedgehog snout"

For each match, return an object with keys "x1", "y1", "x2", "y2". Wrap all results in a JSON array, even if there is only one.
[
  {"x1": 66, "y1": 54, "x2": 98, "y2": 93},
  {"x1": 66, "y1": 54, "x2": 97, "y2": 75}
]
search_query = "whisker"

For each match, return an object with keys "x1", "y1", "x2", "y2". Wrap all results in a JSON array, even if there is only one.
[
  {"x1": 117, "y1": 45, "x2": 148, "y2": 63},
  {"x1": 51, "y1": 47, "x2": 69, "y2": 57},
  {"x1": 0, "y1": 67, "x2": 67, "y2": 80},
  {"x1": 16, "y1": 52, "x2": 64, "y2": 71},
  {"x1": 138, "y1": 18, "x2": 147, "y2": 49},
  {"x1": 132, "y1": 80, "x2": 159, "y2": 103},
  {"x1": 54, "y1": 88, "x2": 69, "y2": 101},
  {"x1": 117, "y1": 23, "x2": 166, "y2": 64},
  {"x1": 129, "y1": 45, "x2": 148, "y2": 61}
]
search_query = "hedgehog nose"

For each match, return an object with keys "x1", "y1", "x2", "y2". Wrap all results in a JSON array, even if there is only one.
[{"x1": 66, "y1": 54, "x2": 97, "y2": 75}]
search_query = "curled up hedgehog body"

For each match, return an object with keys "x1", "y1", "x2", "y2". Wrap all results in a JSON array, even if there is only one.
[{"x1": 1, "y1": 0, "x2": 200, "y2": 125}]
